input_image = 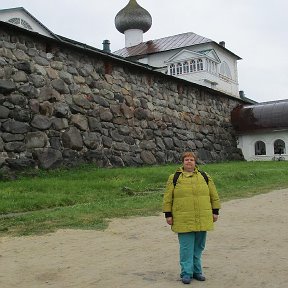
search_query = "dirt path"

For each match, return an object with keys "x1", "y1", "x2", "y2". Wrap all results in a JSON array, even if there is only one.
[{"x1": 1, "y1": 189, "x2": 288, "y2": 288}]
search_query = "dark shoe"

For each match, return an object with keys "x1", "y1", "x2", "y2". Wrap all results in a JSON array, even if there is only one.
[
  {"x1": 193, "y1": 273, "x2": 206, "y2": 281},
  {"x1": 182, "y1": 275, "x2": 191, "y2": 284}
]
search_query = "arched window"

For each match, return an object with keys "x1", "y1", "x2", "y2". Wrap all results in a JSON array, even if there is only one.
[
  {"x1": 183, "y1": 61, "x2": 189, "y2": 74},
  {"x1": 197, "y1": 59, "x2": 203, "y2": 71},
  {"x1": 220, "y1": 61, "x2": 232, "y2": 78},
  {"x1": 255, "y1": 141, "x2": 266, "y2": 155},
  {"x1": 274, "y1": 139, "x2": 286, "y2": 154},
  {"x1": 169, "y1": 64, "x2": 176, "y2": 75},
  {"x1": 7, "y1": 17, "x2": 33, "y2": 30},
  {"x1": 189, "y1": 60, "x2": 196, "y2": 72},
  {"x1": 176, "y1": 63, "x2": 182, "y2": 75},
  {"x1": 8, "y1": 17, "x2": 20, "y2": 25},
  {"x1": 21, "y1": 19, "x2": 33, "y2": 30}
]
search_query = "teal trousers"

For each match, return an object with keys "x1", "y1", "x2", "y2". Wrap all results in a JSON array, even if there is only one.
[{"x1": 178, "y1": 231, "x2": 207, "y2": 278}]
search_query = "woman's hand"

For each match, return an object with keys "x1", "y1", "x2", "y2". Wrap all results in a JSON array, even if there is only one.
[
  {"x1": 166, "y1": 217, "x2": 173, "y2": 225},
  {"x1": 213, "y1": 214, "x2": 219, "y2": 222}
]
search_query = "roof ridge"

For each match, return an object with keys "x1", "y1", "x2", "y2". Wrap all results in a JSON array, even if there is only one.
[{"x1": 148, "y1": 31, "x2": 212, "y2": 44}]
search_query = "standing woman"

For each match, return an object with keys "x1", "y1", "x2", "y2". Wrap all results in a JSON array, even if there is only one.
[{"x1": 163, "y1": 152, "x2": 221, "y2": 284}]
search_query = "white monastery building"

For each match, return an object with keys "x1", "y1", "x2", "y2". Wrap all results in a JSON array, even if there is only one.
[
  {"x1": 231, "y1": 100, "x2": 288, "y2": 161},
  {"x1": 114, "y1": 0, "x2": 241, "y2": 98}
]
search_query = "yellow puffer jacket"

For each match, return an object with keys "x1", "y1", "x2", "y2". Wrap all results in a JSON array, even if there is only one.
[{"x1": 162, "y1": 167, "x2": 221, "y2": 233}]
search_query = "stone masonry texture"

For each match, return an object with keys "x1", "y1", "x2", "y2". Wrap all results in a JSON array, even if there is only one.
[{"x1": 0, "y1": 23, "x2": 244, "y2": 172}]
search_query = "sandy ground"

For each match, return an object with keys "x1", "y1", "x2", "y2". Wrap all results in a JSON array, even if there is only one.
[{"x1": 1, "y1": 189, "x2": 288, "y2": 288}]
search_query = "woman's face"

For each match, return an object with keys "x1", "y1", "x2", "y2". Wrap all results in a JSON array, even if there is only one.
[{"x1": 183, "y1": 156, "x2": 196, "y2": 172}]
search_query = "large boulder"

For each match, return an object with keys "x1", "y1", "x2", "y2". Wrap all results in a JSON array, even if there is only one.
[{"x1": 61, "y1": 127, "x2": 83, "y2": 151}]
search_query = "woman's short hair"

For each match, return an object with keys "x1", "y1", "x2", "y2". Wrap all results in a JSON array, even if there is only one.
[{"x1": 181, "y1": 151, "x2": 197, "y2": 162}]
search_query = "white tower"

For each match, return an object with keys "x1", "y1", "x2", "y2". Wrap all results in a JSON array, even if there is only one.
[{"x1": 115, "y1": 0, "x2": 152, "y2": 48}]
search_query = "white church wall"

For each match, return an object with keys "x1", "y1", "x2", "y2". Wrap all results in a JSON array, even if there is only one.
[
  {"x1": 177, "y1": 71, "x2": 216, "y2": 87},
  {"x1": 237, "y1": 130, "x2": 288, "y2": 161},
  {"x1": 206, "y1": 43, "x2": 239, "y2": 97},
  {"x1": 211, "y1": 45, "x2": 238, "y2": 80},
  {"x1": 217, "y1": 74, "x2": 239, "y2": 97},
  {"x1": 138, "y1": 42, "x2": 239, "y2": 98},
  {"x1": 146, "y1": 49, "x2": 180, "y2": 67}
]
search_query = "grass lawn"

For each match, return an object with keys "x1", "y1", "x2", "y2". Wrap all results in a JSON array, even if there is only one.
[{"x1": 1, "y1": 161, "x2": 288, "y2": 236}]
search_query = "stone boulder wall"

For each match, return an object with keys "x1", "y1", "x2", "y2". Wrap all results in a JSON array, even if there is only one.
[{"x1": 0, "y1": 24, "x2": 243, "y2": 171}]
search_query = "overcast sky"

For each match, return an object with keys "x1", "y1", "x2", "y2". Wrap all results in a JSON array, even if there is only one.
[{"x1": 1, "y1": 0, "x2": 287, "y2": 103}]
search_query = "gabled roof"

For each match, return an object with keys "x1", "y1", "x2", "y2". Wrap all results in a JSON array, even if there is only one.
[
  {"x1": 114, "y1": 32, "x2": 212, "y2": 57},
  {"x1": 113, "y1": 32, "x2": 241, "y2": 60},
  {"x1": 0, "y1": 7, "x2": 60, "y2": 40},
  {"x1": 197, "y1": 49, "x2": 221, "y2": 63},
  {"x1": 166, "y1": 49, "x2": 203, "y2": 63}
]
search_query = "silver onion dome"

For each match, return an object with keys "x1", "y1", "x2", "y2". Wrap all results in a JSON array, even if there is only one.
[{"x1": 115, "y1": 0, "x2": 152, "y2": 34}]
